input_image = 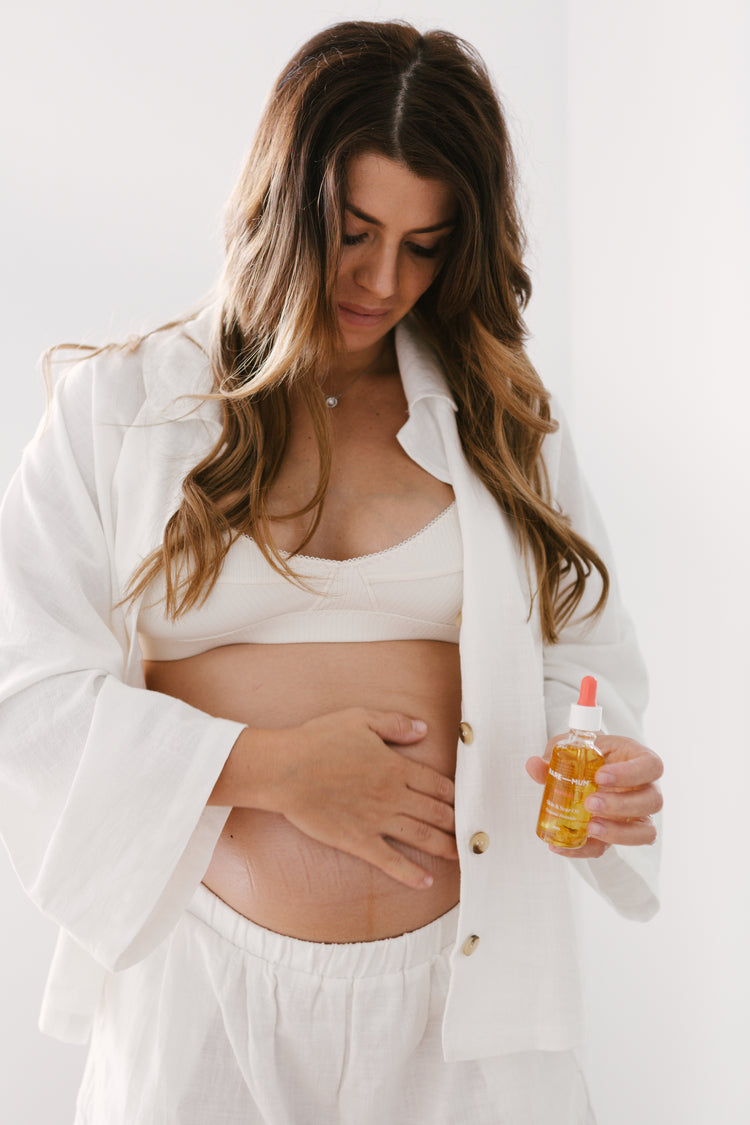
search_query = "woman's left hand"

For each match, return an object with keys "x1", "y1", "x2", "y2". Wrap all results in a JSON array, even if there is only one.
[{"x1": 525, "y1": 735, "x2": 664, "y2": 859}]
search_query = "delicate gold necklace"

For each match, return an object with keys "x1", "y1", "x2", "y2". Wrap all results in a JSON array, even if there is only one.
[{"x1": 323, "y1": 348, "x2": 386, "y2": 408}]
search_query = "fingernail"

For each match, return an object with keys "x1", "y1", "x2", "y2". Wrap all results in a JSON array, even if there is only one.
[
  {"x1": 586, "y1": 796, "x2": 604, "y2": 812},
  {"x1": 587, "y1": 822, "x2": 604, "y2": 837},
  {"x1": 412, "y1": 720, "x2": 428, "y2": 734},
  {"x1": 422, "y1": 874, "x2": 434, "y2": 887},
  {"x1": 596, "y1": 770, "x2": 615, "y2": 785}
]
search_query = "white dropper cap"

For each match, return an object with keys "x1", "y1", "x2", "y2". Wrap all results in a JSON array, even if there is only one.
[{"x1": 568, "y1": 676, "x2": 603, "y2": 732}]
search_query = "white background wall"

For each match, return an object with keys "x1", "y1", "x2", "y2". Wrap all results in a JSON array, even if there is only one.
[{"x1": 1, "y1": 2, "x2": 747, "y2": 1121}]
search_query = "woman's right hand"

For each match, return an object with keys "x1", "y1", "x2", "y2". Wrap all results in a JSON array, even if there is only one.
[{"x1": 263, "y1": 708, "x2": 458, "y2": 889}]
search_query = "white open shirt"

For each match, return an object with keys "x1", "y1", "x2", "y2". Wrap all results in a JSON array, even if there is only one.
[{"x1": 0, "y1": 308, "x2": 658, "y2": 1061}]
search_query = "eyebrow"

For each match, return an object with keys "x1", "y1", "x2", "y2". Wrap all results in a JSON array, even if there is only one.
[{"x1": 344, "y1": 204, "x2": 456, "y2": 235}]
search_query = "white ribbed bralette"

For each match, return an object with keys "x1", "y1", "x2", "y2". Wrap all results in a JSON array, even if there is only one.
[{"x1": 138, "y1": 502, "x2": 463, "y2": 660}]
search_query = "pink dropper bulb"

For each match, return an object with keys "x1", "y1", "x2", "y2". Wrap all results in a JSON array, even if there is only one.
[{"x1": 578, "y1": 676, "x2": 598, "y2": 707}]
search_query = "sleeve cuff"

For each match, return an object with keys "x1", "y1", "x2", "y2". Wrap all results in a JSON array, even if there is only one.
[{"x1": 572, "y1": 835, "x2": 661, "y2": 921}]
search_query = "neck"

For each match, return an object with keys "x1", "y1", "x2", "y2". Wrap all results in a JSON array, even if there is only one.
[{"x1": 325, "y1": 332, "x2": 396, "y2": 383}]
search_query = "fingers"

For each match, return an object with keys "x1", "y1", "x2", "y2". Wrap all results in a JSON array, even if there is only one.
[
  {"x1": 537, "y1": 733, "x2": 663, "y2": 858},
  {"x1": 594, "y1": 737, "x2": 664, "y2": 788},
  {"x1": 525, "y1": 755, "x2": 548, "y2": 785},
  {"x1": 402, "y1": 788, "x2": 456, "y2": 835},
  {"x1": 387, "y1": 815, "x2": 460, "y2": 861},
  {"x1": 365, "y1": 709, "x2": 428, "y2": 745},
  {"x1": 586, "y1": 816, "x2": 658, "y2": 846},
  {"x1": 586, "y1": 739, "x2": 663, "y2": 848},
  {"x1": 344, "y1": 710, "x2": 454, "y2": 805},
  {"x1": 585, "y1": 784, "x2": 663, "y2": 821},
  {"x1": 403, "y1": 757, "x2": 455, "y2": 806},
  {"x1": 359, "y1": 820, "x2": 459, "y2": 890},
  {"x1": 537, "y1": 736, "x2": 663, "y2": 791},
  {"x1": 550, "y1": 839, "x2": 609, "y2": 859},
  {"x1": 363, "y1": 837, "x2": 439, "y2": 889},
  {"x1": 331, "y1": 802, "x2": 458, "y2": 890},
  {"x1": 279, "y1": 708, "x2": 457, "y2": 888}
]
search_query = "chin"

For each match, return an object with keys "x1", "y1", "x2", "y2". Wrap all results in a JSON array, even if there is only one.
[{"x1": 339, "y1": 322, "x2": 393, "y2": 354}]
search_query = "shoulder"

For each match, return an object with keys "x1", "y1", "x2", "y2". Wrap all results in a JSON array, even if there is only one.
[
  {"x1": 138, "y1": 305, "x2": 217, "y2": 421},
  {"x1": 540, "y1": 392, "x2": 577, "y2": 488},
  {"x1": 45, "y1": 305, "x2": 217, "y2": 430}
]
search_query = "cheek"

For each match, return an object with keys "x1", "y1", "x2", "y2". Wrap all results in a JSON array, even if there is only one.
[
  {"x1": 404, "y1": 260, "x2": 444, "y2": 303},
  {"x1": 335, "y1": 253, "x2": 354, "y2": 288}
]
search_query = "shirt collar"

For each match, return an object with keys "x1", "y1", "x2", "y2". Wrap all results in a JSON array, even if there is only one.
[
  {"x1": 394, "y1": 316, "x2": 457, "y2": 414},
  {"x1": 394, "y1": 317, "x2": 457, "y2": 485}
]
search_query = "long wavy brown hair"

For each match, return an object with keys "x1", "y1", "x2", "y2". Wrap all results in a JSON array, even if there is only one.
[{"x1": 126, "y1": 20, "x2": 608, "y2": 644}]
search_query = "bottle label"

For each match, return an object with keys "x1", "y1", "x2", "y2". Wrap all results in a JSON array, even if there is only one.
[
  {"x1": 544, "y1": 798, "x2": 581, "y2": 820},
  {"x1": 548, "y1": 767, "x2": 590, "y2": 787}
]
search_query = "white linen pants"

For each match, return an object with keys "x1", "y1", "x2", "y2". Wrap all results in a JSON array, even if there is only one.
[{"x1": 74, "y1": 884, "x2": 595, "y2": 1124}]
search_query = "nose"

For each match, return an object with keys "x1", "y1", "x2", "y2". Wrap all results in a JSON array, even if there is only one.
[{"x1": 354, "y1": 242, "x2": 398, "y2": 299}]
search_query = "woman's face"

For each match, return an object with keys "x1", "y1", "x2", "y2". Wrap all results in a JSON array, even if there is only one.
[{"x1": 335, "y1": 152, "x2": 456, "y2": 356}]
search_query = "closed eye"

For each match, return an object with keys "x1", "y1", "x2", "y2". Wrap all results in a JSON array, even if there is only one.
[
  {"x1": 408, "y1": 242, "x2": 442, "y2": 259},
  {"x1": 343, "y1": 233, "x2": 443, "y2": 258}
]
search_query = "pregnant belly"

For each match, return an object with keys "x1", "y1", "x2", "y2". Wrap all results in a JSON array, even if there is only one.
[{"x1": 143, "y1": 640, "x2": 462, "y2": 941}]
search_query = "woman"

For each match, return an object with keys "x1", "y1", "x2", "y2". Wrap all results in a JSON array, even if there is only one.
[{"x1": 0, "y1": 20, "x2": 662, "y2": 1124}]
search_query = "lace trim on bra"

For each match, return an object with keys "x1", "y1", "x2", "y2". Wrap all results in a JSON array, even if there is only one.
[{"x1": 284, "y1": 501, "x2": 457, "y2": 565}]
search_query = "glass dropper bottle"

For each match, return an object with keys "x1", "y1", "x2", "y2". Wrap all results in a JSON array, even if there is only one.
[{"x1": 536, "y1": 676, "x2": 605, "y2": 849}]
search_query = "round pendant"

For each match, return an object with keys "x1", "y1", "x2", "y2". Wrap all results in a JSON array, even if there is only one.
[{"x1": 325, "y1": 395, "x2": 338, "y2": 408}]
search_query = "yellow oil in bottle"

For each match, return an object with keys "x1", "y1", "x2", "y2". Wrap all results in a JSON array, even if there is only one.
[{"x1": 536, "y1": 732, "x2": 605, "y2": 848}]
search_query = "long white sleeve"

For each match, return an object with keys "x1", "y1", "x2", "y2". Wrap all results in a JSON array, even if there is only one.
[
  {"x1": 0, "y1": 343, "x2": 245, "y2": 975},
  {"x1": 541, "y1": 401, "x2": 659, "y2": 920}
]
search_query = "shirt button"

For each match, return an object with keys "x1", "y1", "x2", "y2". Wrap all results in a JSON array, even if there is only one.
[
  {"x1": 470, "y1": 831, "x2": 490, "y2": 854},
  {"x1": 458, "y1": 721, "x2": 474, "y2": 744},
  {"x1": 461, "y1": 934, "x2": 481, "y2": 956}
]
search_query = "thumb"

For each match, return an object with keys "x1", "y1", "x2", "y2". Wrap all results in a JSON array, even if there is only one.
[
  {"x1": 525, "y1": 755, "x2": 549, "y2": 786},
  {"x1": 366, "y1": 710, "x2": 428, "y2": 745}
]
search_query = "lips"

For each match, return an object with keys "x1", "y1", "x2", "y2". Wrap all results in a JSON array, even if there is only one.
[{"x1": 338, "y1": 302, "x2": 391, "y2": 326}]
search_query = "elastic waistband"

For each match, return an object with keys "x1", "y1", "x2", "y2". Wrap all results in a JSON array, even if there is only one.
[{"x1": 188, "y1": 883, "x2": 459, "y2": 979}]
